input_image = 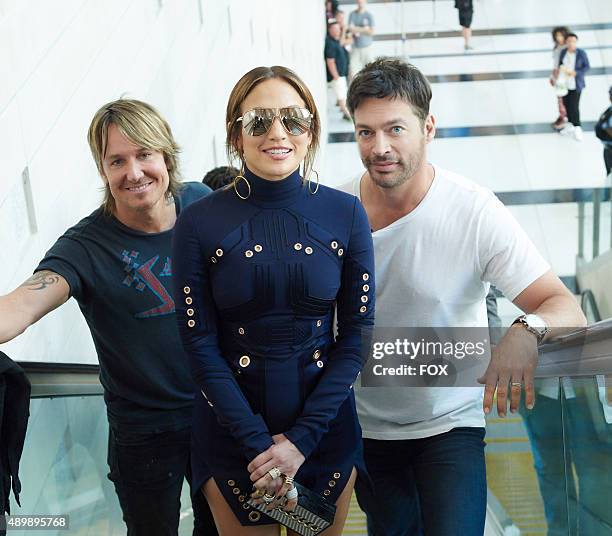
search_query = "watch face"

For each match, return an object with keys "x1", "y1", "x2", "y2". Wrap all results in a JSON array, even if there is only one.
[{"x1": 525, "y1": 314, "x2": 547, "y2": 330}]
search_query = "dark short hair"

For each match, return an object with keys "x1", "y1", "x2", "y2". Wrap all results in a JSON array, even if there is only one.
[
  {"x1": 202, "y1": 166, "x2": 240, "y2": 191},
  {"x1": 347, "y1": 57, "x2": 432, "y2": 124},
  {"x1": 566, "y1": 32, "x2": 578, "y2": 39},
  {"x1": 551, "y1": 26, "x2": 569, "y2": 41}
]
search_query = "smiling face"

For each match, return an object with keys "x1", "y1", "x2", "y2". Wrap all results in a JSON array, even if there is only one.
[
  {"x1": 354, "y1": 97, "x2": 434, "y2": 189},
  {"x1": 238, "y1": 78, "x2": 312, "y2": 181},
  {"x1": 101, "y1": 123, "x2": 170, "y2": 219}
]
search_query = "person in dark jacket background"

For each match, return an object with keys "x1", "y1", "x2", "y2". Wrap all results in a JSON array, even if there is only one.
[{"x1": 559, "y1": 33, "x2": 590, "y2": 141}]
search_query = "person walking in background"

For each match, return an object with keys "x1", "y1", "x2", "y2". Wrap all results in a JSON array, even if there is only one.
[
  {"x1": 348, "y1": 0, "x2": 375, "y2": 77},
  {"x1": 550, "y1": 26, "x2": 570, "y2": 130},
  {"x1": 455, "y1": 0, "x2": 474, "y2": 51},
  {"x1": 595, "y1": 86, "x2": 612, "y2": 177},
  {"x1": 325, "y1": 19, "x2": 351, "y2": 120},
  {"x1": 559, "y1": 33, "x2": 590, "y2": 141}
]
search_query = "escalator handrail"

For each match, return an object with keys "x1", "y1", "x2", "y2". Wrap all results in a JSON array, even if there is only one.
[
  {"x1": 581, "y1": 289, "x2": 602, "y2": 323},
  {"x1": 18, "y1": 361, "x2": 102, "y2": 398}
]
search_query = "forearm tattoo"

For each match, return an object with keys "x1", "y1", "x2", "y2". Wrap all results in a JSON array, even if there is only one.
[{"x1": 19, "y1": 271, "x2": 61, "y2": 291}]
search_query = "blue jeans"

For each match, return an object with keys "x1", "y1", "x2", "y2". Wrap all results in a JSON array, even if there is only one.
[
  {"x1": 107, "y1": 427, "x2": 218, "y2": 536},
  {"x1": 355, "y1": 427, "x2": 487, "y2": 536}
]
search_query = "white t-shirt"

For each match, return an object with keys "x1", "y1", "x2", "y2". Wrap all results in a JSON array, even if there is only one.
[
  {"x1": 338, "y1": 165, "x2": 550, "y2": 439},
  {"x1": 562, "y1": 51, "x2": 577, "y2": 91}
]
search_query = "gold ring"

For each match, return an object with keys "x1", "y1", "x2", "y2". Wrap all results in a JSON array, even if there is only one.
[
  {"x1": 511, "y1": 382, "x2": 522, "y2": 388},
  {"x1": 284, "y1": 475, "x2": 294, "y2": 486},
  {"x1": 268, "y1": 467, "x2": 282, "y2": 479},
  {"x1": 263, "y1": 493, "x2": 275, "y2": 504}
]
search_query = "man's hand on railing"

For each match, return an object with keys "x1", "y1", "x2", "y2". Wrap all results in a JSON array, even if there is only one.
[{"x1": 478, "y1": 324, "x2": 538, "y2": 417}]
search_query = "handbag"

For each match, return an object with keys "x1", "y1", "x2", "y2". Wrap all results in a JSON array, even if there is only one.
[
  {"x1": 247, "y1": 481, "x2": 336, "y2": 535},
  {"x1": 554, "y1": 71, "x2": 568, "y2": 97}
]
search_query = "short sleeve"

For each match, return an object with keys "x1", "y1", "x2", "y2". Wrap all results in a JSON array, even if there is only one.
[
  {"x1": 35, "y1": 237, "x2": 95, "y2": 303},
  {"x1": 478, "y1": 197, "x2": 550, "y2": 301}
]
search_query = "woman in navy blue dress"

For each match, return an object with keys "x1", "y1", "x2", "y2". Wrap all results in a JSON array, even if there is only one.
[{"x1": 173, "y1": 66, "x2": 374, "y2": 535}]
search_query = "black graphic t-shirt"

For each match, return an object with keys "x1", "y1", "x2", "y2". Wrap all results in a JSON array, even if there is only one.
[{"x1": 36, "y1": 182, "x2": 211, "y2": 434}]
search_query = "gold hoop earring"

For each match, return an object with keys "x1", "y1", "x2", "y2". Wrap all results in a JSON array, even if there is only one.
[
  {"x1": 308, "y1": 169, "x2": 319, "y2": 195},
  {"x1": 232, "y1": 166, "x2": 251, "y2": 200}
]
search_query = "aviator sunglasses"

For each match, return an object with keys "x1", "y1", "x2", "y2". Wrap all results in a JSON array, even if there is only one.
[{"x1": 237, "y1": 107, "x2": 312, "y2": 137}]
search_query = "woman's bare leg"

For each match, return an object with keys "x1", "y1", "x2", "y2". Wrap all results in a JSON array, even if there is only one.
[
  {"x1": 202, "y1": 478, "x2": 280, "y2": 536},
  {"x1": 287, "y1": 468, "x2": 357, "y2": 536}
]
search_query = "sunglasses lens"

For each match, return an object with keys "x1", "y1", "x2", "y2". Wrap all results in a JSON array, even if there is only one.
[
  {"x1": 241, "y1": 108, "x2": 312, "y2": 136},
  {"x1": 242, "y1": 109, "x2": 273, "y2": 136},
  {"x1": 281, "y1": 108, "x2": 312, "y2": 135}
]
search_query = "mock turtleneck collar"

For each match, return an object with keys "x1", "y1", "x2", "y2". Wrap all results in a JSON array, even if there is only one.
[{"x1": 240, "y1": 166, "x2": 305, "y2": 206}]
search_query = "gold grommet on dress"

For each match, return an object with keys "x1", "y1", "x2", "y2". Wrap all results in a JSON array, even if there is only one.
[
  {"x1": 238, "y1": 327, "x2": 245, "y2": 335},
  {"x1": 245, "y1": 250, "x2": 253, "y2": 258},
  {"x1": 186, "y1": 297, "x2": 193, "y2": 305},
  {"x1": 243, "y1": 503, "x2": 250, "y2": 510},
  {"x1": 331, "y1": 241, "x2": 338, "y2": 249},
  {"x1": 305, "y1": 246, "x2": 313, "y2": 255},
  {"x1": 313, "y1": 349, "x2": 321, "y2": 360},
  {"x1": 363, "y1": 284, "x2": 370, "y2": 292},
  {"x1": 233, "y1": 487, "x2": 240, "y2": 495},
  {"x1": 216, "y1": 248, "x2": 224, "y2": 257},
  {"x1": 227, "y1": 479, "x2": 235, "y2": 486},
  {"x1": 249, "y1": 511, "x2": 261, "y2": 522},
  {"x1": 183, "y1": 286, "x2": 191, "y2": 294},
  {"x1": 254, "y1": 244, "x2": 263, "y2": 253},
  {"x1": 187, "y1": 308, "x2": 195, "y2": 316},
  {"x1": 360, "y1": 306, "x2": 367, "y2": 313},
  {"x1": 239, "y1": 355, "x2": 251, "y2": 368},
  {"x1": 294, "y1": 243, "x2": 303, "y2": 251},
  {"x1": 361, "y1": 296, "x2": 368, "y2": 303},
  {"x1": 362, "y1": 273, "x2": 369, "y2": 281},
  {"x1": 333, "y1": 472, "x2": 341, "y2": 479},
  {"x1": 316, "y1": 361, "x2": 324, "y2": 368},
  {"x1": 211, "y1": 257, "x2": 217, "y2": 264},
  {"x1": 316, "y1": 320, "x2": 322, "y2": 327},
  {"x1": 328, "y1": 480, "x2": 336, "y2": 487},
  {"x1": 239, "y1": 495, "x2": 245, "y2": 502},
  {"x1": 323, "y1": 490, "x2": 331, "y2": 496},
  {"x1": 188, "y1": 319, "x2": 196, "y2": 327},
  {"x1": 337, "y1": 248, "x2": 344, "y2": 256}
]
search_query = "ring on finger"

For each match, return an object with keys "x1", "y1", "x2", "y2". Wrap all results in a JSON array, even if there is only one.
[
  {"x1": 284, "y1": 475, "x2": 294, "y2": 486},
  {"x1": 263, "y1": 492, "x2": 275, "y2": 504},
  {"x1": 268, "y1": 467, "x2": 282, "y2": 479},
  {"x1": 511, "y1": 381, "x2": 522, "y2": 388},
  {"x1": 286, "y1": 486, "x2": 298, "y2": 500}
]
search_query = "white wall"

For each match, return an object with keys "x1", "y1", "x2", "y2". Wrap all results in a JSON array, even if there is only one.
[{"x1": 0, "y1": 0, "x2": 328, "y2": 364}]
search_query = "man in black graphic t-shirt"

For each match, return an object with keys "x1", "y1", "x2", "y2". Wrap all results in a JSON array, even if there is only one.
[{"x1": 0, "y1": 100, "x2": 218, "y2": 536}]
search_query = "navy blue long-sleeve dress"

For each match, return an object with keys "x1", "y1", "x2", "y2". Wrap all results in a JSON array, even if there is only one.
[{"x1": 172, "y1": 167, "x2": 375, "y2": 526}]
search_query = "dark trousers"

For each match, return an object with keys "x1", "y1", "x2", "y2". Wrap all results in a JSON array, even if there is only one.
[
  {"x1": 107, "y1": 427, "x2": 218, "y2": 536},
  {"x1": 355, "y1": 427, "x2": 487, "y2": 536},
  {"x1": 604, "y1": 146, "x2": 612, "y2": 175},
  {"x1": 563, "y1": 90, "x2": 582, "y2": 127}
]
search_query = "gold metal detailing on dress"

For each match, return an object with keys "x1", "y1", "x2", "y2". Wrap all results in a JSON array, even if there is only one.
[{"x1": 239, "y1": 355, "x2": 251, "y2": 368}]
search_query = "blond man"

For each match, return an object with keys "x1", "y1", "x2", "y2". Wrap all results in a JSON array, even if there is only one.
[{"x1": 0, "y1": 100, "x2": 217, "y2": 536}]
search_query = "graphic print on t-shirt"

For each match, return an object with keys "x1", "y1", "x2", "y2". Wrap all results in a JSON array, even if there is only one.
[{"x1": 121, "y1": 249, "x2": 175, "y2": 318}]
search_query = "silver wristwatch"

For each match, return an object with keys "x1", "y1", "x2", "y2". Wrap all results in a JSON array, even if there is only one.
[{"x1": 512, "y1": 314, "x2": 549, "y2": 344}]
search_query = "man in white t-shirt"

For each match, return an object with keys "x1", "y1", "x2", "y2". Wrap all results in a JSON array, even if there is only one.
[{"x1": 338, "y1": 57, "x2": 586, "y2": 536}]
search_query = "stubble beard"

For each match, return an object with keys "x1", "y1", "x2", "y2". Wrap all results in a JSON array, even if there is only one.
[{"x1": 364, "y1": 138, "x2": 426, "y2": 190}]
